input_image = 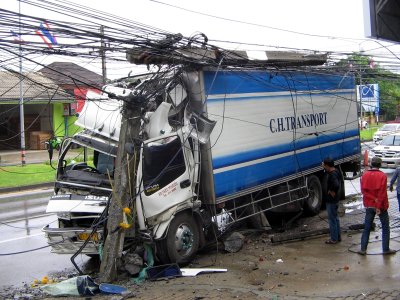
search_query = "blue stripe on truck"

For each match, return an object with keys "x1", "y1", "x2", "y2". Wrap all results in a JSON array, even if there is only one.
[
  {"x1": 206, "y1": 90, "x2": 352, "y2": 103},
  {"x1": 204, "y1": 70, "x2": 355, "y2": 95},
  {"x1": 212, "y1": 130, "x2": 359, "y2": 169},
  {"x1": 213, "y1": 138, "x2": 359, "y2": 198}
]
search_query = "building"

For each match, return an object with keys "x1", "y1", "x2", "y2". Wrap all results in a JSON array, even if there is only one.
[{"x1": 0, "y1": 62, "x2": 104, "y2": 150}]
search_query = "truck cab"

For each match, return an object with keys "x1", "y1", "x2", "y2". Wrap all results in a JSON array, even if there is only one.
[{"x1": 43, "y1": 130, "x2": 117, "y2": 254}]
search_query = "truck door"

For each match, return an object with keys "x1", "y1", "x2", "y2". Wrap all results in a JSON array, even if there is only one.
[{"x1": 139, "y1": 133, "x2": 194, "y2": 219}]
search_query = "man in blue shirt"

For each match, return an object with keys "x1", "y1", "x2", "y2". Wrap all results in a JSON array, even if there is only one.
[{"x1": 389, "y1": 166, "x2": 400, "y2": 212}]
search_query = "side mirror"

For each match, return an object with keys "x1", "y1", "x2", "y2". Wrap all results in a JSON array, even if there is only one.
[{"x1": 125, "y1": 143, "x2": 135, "y2": 155}]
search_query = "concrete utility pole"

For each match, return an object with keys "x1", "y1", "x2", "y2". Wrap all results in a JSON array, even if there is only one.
[
  {"x1": 18, "y1": 0, "x2": 26, "y2": 166},
  {"x1": 99, "y1": 101, "x2": 141, "y2": 282},
  {"x1": 100, "y1": 25, "x2": 107, "y2": 85}
]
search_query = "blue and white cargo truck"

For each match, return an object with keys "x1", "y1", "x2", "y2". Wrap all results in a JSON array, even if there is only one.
[{"x1": 43, "y1": 67, "x2": 360, "y2": 265}]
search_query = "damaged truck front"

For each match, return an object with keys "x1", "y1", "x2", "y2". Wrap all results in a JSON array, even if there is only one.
[
  {"x1": 43, "y1": 97, "x2": 121, "y2": 255},
  {"x1": 43, "y1": 66, "x2": 360, "y2": 265}
]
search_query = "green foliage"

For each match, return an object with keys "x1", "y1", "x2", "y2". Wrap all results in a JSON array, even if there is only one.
[
  {"x1": 336, "y1": 53, "x2": 400, "y2": 121},
  {"x1": 0, "y1": 164, "x2": 56, "y2": 188}
]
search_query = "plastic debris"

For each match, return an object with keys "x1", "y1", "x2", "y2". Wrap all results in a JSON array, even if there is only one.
[
  {"x1": 146, "y1": 264, "x2": 182, "y2": 280},
  {"x1": 180, "y1": 268, "x2": 227, "y2": 277},
  {"x1": 42, "y1": 275, "x2": 99, "y2": 296},
  {"x1": 132, "y1": 244, "x2": 155, "y2": 284},
  {"x1": 99, "y1": 283, "x2": 127, "y2": 294},
  {"x1": 276, "y1": 259, "x2": 283, "y2": 263}
]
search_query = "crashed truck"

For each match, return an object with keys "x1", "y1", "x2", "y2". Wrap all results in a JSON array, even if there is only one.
[{"x1": 43, "y1": 64, "x2": 360, "y2": 265}]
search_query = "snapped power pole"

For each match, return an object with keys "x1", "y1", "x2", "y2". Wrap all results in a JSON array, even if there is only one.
[{"x1": 99, "y1": 100, "x2": 141, "y2": 282}]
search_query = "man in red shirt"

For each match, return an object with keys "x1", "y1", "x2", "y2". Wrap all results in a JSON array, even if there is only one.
[{"x1": 359, "y1": 157, "x2": 396, "y2": 255}]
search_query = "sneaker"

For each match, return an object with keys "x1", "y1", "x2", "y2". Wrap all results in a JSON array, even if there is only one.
[
  {"x1": 383, "y1": 249, "x2": 396, "y2": 255},
  {"x1": 357, "y1": 250, "x2": 366, "y2": 255}
]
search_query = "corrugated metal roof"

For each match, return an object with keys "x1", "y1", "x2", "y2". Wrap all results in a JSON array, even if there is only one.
[{"x1": 0, "y1": 71, "x2": 74, "y2": 103}]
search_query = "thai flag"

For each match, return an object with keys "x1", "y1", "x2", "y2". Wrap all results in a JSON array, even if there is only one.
[{"x1": 35, "y1": 22, "x2": 57, "y2": 48}]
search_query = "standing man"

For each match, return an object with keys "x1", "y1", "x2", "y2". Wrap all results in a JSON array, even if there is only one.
[
  {"x1": 359, "y1": 157, "x2": 395, "y2": 255},
  {"x1": 389, "y1": 166, "x2": 400, "y2": 212},
  {"x1": 322, "y1": 157, "x2": 342, "y2": 244}
]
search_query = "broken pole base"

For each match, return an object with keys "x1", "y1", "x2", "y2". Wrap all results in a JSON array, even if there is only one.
[{"x1": 99, "y1": 229, "x2": 125, "y2": 283}]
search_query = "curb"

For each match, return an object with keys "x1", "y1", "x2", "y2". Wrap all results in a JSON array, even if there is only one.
[{"x1": 0, "y1": 182, "x2": 54, "y2": 194}]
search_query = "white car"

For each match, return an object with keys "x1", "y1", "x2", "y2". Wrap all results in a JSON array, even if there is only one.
[
  {"x1": 369, "y1": 133, "x2": 400, "y2": 168},
  {"x1": 372, "y1": 123, "x2": 400, "y2": 143}
]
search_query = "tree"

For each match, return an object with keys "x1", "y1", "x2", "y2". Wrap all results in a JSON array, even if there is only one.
[{"x1": 336, "y1": 53, "x2": 400, "y2": 121}]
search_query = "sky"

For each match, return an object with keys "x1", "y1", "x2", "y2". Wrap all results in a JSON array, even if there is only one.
[{"x1": 3, "y1": 0, "x2": 400, "y2": 79}]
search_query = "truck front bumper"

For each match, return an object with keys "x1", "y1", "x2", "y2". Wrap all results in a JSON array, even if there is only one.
[
  {"x1": 368, "y1": 156, "x2": 400, "y2": 169},
  {"x1": 42, "y1": 225, "x2": 102, "y2": 255}
]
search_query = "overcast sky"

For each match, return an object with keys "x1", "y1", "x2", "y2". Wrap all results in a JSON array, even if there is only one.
[{"x1": 4, "y1": 0, "x2": 400, "y2": 78}]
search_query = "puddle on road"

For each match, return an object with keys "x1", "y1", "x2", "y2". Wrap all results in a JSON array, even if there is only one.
[{"x1": 342, "y1": 195, "x2": 364, "y2": 214}]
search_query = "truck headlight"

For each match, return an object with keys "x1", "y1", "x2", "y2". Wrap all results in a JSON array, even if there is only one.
[
  {"x1": 368, "y1": 150, "x2": 375, "y2": 157},
  {"x1": 394, "y1": 152, "x2": 400, "y2": 158}
]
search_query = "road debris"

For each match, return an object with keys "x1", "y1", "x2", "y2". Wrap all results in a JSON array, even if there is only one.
[
  {"x1": 222, "y1": 231, "x2": 245, "y2": 253},
  {"x1": 41, "y1": 275, "x2": 98, "y2": 296},
  {"x1": 180, "y1": 268, "x2": 228, "y2": 277}
]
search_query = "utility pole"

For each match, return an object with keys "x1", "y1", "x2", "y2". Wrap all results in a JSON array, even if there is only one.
[
  {"x1": 100, "y1": 25, "x2": 107, "y2": 85},
  {"x1": 99, "y1": 100, "x2": 141, "y2": 282},
  {"x1": 18, "y1": 0, "x2": 26, "y2": 166}
]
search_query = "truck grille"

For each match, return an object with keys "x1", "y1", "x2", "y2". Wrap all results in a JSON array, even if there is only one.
[{"x1": 374, "y1": 151, "x2": 397, "y2": 158}]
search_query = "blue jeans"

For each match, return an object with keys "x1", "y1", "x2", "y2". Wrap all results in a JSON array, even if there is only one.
[
  {"x1": 326, "y1": 202, "x2": 341, "y2": 241},
  {"x1": 397, "y1": 192, "x2": 400, "y2": 212},
  {"x1": 361, "y1": 208, "x2": 390, "y2": 252}
]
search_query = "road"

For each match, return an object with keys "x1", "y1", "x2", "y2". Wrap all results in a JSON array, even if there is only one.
[
  {"x1": 0, "y1": 190, "x2": 93, "y2": 289},
  {"x1": 0, "y1": 188, "x2": 53, "y2": 222}
]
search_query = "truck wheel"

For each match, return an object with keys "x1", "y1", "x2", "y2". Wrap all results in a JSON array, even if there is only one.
[
  {"x1": 157, "y1": 212, "x2": 200, "y2": 266},
  {"x1": 304, "y1": 175, "x2": 322, "y2": 215}
]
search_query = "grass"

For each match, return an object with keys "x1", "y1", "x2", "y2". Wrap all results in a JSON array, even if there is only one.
[
  {"x1": 0, "y1": 163, "x2": 56, "y2": 188},
  {"x1": 360, "y1": 125, "x2": 379, "y2": 141},
  {"x1": 0, "y1": 158, "x2": 95, "y2": 188}
]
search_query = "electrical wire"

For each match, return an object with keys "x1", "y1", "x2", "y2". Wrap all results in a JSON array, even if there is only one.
[{"x1": 0, "y1": 240, "x2": 65, "y2": 256}]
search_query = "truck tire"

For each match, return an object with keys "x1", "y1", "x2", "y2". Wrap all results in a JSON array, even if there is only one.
[
  {"x1": 304, "y1": 175, "x2": 322, "y2": 216},
  {"x1": 157, "y1": 212, "x2": 200, "y2": 266}
]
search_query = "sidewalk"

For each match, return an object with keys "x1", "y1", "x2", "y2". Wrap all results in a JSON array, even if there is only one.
[{"x1": 0, "y1": 149, "x2": 52, "y2": 166}]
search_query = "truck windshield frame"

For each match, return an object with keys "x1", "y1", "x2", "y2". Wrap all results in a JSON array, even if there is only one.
[{"x1": 142, "y1": 135, "x2": 186, "y2": 196}]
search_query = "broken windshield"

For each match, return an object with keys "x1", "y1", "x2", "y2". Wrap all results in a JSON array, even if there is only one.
[{"x1": 142, "y1": 136, "x2": 186, "y2": 196}]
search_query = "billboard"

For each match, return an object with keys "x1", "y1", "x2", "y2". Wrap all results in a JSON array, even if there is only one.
[{"x1": 357, "y1": 84, "x2": 380, "y2": 114}]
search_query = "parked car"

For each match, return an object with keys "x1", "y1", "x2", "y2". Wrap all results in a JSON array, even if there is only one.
[
  {"x1": 369, "y1": 132, "x2": 400, "y2": 168},
  {"x1": 372, "y1": 123, "x2": 400, "y2": 143}
]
